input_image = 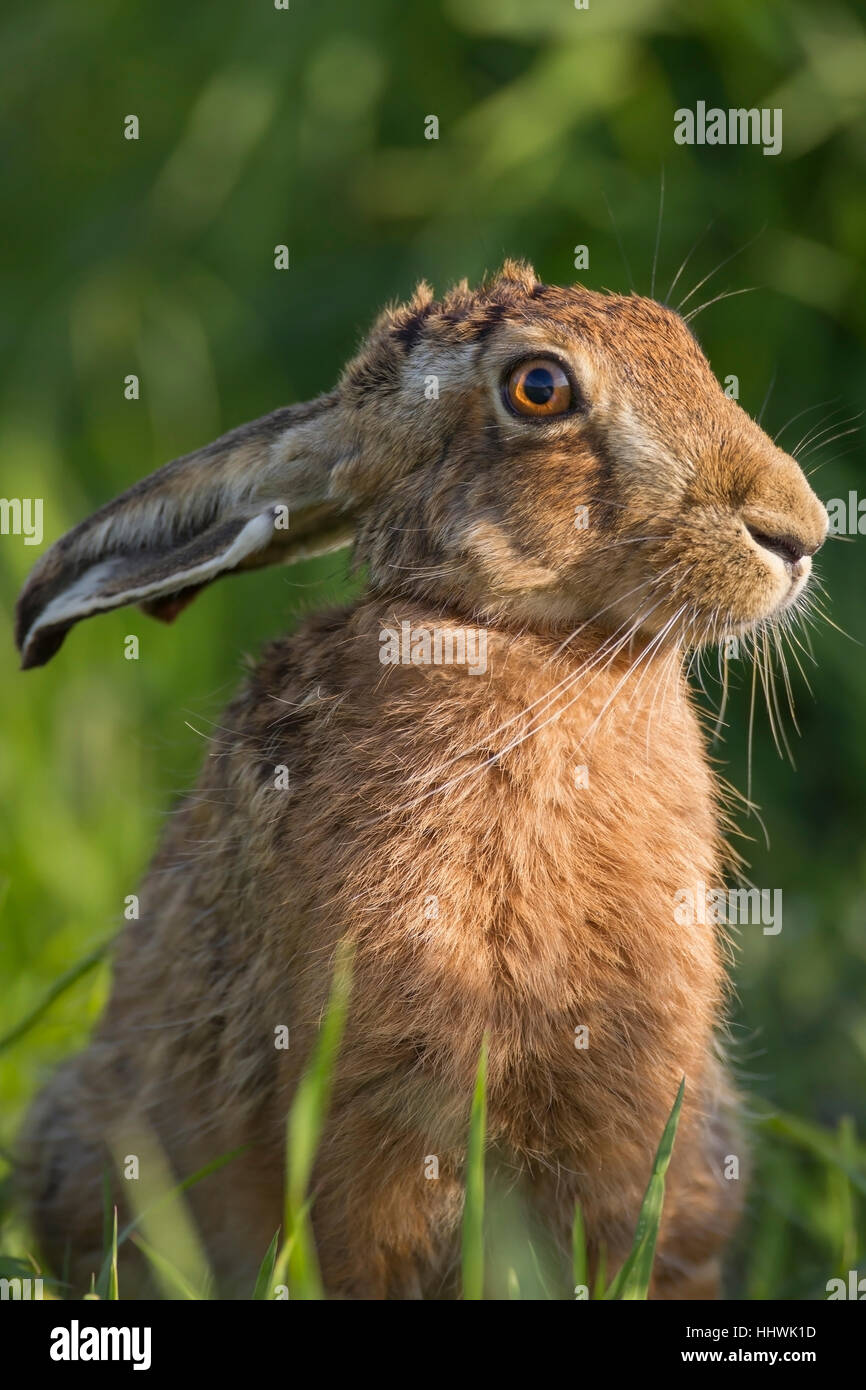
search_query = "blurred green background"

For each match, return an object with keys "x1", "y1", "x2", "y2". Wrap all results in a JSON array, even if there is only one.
[{"x1": 1, "y1": 0, "x2": 864, "y2": 1298}]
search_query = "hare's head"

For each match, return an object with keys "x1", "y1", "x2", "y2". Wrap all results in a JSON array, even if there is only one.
[{"x1": 16, "y1": 260, "x2": 827, "y2": 668}]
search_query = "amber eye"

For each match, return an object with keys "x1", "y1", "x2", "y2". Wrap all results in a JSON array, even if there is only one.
[{"x1": 504, "y1": 357, "x2": 573, "y2": 418}]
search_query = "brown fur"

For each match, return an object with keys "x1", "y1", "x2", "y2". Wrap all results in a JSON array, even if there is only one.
[{"x1": 15, "y1": 263, "x2": 827, "y2": 1299}]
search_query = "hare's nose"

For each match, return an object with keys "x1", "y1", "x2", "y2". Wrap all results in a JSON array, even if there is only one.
[
  {"x1": 743, "y1": 523, "x2": 819, "y2": 581},
  {"x1": 739, "y1": 481, "x2": 828, "y2": 566},
  {"x1": 745, "y1": 525, "x2": 815, "y2": 566}
]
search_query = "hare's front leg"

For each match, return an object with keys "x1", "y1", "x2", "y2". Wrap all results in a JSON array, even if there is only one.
[{"x1": 309, "y1": 1105, "x2": 465, "y2": 1299}]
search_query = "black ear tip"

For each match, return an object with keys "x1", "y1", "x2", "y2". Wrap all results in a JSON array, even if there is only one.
[
  {"x1": 18, "y1": 624, "x2": 69, "y2": 670},
  {"x1": 15, "y1": 580, "x2": 44, "y2": 656},
  {"x1": 14, "y1": 600, "x2": 30, "y2": 656},
  {"x1": 15, "y1": 568, "x2": 72, "y2": 668}
]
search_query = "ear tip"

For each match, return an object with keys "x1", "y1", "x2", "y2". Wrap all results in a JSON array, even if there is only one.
[
  {"x1": 14, "y1": 581, "x2": 42, "y2": 667},
  {"x1": 15, "y1": 616, "x2": 68, "y2": 670},
  {"x1": 17, "y1": 632, "x2": 39, "y2": 669}
]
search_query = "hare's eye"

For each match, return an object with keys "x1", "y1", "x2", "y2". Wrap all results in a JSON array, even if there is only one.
[{"x1": 504, "y1": 358, "x2": 573, "y2": 418}]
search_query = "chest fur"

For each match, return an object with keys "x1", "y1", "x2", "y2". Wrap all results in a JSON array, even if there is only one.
[{"x1": 231, "y1": 615, "x2": 728, "y2": 1151}]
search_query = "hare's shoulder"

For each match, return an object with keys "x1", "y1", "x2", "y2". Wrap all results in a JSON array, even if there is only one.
[
  {"x1": 231, "y1": 601, "x2": 364, "y2": 737},
  {"x1": 226, "y1": 598, "x2": 504, "y2": 753}
]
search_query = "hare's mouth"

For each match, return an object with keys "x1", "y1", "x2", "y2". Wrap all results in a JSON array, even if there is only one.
[
  {"x1": 628, "y1": 519, "x2": 819, "y2": 649},
  {"x1": 740, "y1": 521, "x2": 815, "y2": 617},
  {"x1": 744, "y1": 522, "x2": 813, "y2": 578}
]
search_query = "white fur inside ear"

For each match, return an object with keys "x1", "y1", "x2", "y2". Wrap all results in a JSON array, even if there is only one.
[{"x1": 25, "y1": 510, "x2": 278, "y2": 651}]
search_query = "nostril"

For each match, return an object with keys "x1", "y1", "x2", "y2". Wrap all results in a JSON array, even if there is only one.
[{"x1": 745, "y1": 525, "x2": 811, "y2": 567}]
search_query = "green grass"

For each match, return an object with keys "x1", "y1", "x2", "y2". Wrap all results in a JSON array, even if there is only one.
[
  {"x1": 273, "y1": 936, "x2": 354, "y2": 1301},
  {"x1": 603, "y1": 1079, "x2": 684, "y2": 1300},
  {"x1": 3, "y1": 979, "x2": 862, "y2": 1299},
  {"x1": 461, "y1": 1033, "x2": 489, "y2": 1300}
]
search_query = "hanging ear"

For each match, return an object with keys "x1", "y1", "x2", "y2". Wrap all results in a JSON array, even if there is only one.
[{"x1": 16, "y1": 394, "x2": 356, "y2": 668}]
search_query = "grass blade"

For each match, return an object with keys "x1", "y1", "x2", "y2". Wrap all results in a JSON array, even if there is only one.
[
  {"x1": 253, "y1": 1229, "x2": 281, "y2": 1299},
  {"x1": 275, "y1": 937, "x2": 354, "y2": 1299},
  {"x1": 593, "y1": 1243, "x2": 607, "y2": 1300},
  {"x1": 105, "y1": 1127, "x2": 215, "y2": 1300},
  {"x1": 572, "y1": 1200, "x2": 588, "y2": 1297},
  {"x1": 130, "y1": 1234, "x2": 202, "y2": 1300},
  {"x1": 759, "y1": 1110, "x2": 866, "y2": 1198},
  {"x1": 108, "y1": 1206, "x2": 119, "y2": 1301},
  {"x1": 830, "y1": 1116, "x2": 858, "y2": 1274},
  {"x1": 94, "y1": 1144, "x2": 244, "y2": 1296},
  {"x1": 461, "y1": 1033, "x2": 488, "y2": 1300},
  {"x1": 605, "y1": 1077, "x2": 685, "y2": 1300},
  {"x1": 0, "y1": 942, "x2": 108, "y2": 1053}
]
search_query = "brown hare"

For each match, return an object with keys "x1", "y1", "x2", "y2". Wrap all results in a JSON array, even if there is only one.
[{"x1": 15, "y1": 261, "x2": 827, "y2": 1300}]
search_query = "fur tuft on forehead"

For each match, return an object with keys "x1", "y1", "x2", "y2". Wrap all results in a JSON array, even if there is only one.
[
  {"x1": 345, "y1": 260, "x2": 544, "y2": 390},
  {"x1": 487, "y1": 257, "x2": 540, "y2": 290}
]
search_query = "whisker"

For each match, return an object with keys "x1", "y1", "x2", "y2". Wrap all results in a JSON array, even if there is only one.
[
  {"x1": 676, "y1": 225, "x2": 765, "y2": 314},
  {"x1": 379, "y1": 596, "x2": 682, "y2": 819},
  {"x1": 747, "y1": 643, "x2": 758, "y2": 806},
  {"x1": 664, "y1": 219, "x2": 715, "y2": 306},
  {"x1": 391, "y1": 603, "x2": 654, "y2": 792},
  {"x1": 603, "y1": 190, "x2": 635, "y2": 293},
  {"x1": 773, "y1": 396, "x2": 841, "y2": 447},
  {"x1": 650, "y1": 165, "x2": 665, "y2": 300},
  {"x1": 789, "y1": 407, "x2": 861, "y2": 459},
  {"x1": 795, "y1": 424, "x2": 862, "y2": 462},
  {"x1": 550, "y1": 561, "x2": 682, "y2": 659},
  {"x1": 712, "y1": 637, "x2": 731, "y2": 744},
  {"x1": 772, "y1": 625, "x2": 800, "y2": 734},
  {"x1": 756, "y1": 367, "x2": 777, "y2": 426},
  {"x1": 684, "y1": 286, "x2": 757, "y2": 324},
  {"x1": 573, "y1": 607, "x2": 688, "y2": 754},
  {"x1": 764, "y1": 625, "x2": 795, "y2": 765}
]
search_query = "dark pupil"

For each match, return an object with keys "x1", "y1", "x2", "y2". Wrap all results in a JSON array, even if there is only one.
[{"x1": 523, "y1": 366, "x2": 555, "y2": 404}]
